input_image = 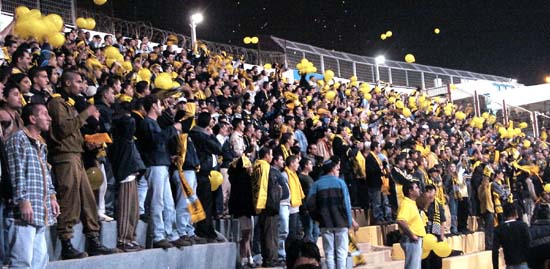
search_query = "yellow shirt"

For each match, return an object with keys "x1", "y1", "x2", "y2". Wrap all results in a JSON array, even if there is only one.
[{"x1": 397, "y1": 197, "x2": 426, "y2": 237}]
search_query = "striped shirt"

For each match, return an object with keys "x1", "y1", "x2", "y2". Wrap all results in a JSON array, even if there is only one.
[{"x1": 6, "y1": 128, "x2": 56, "y2": 226}]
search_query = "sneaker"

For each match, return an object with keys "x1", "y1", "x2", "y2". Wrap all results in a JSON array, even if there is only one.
[
  {"x1": 179, "y1": 236, "x2": 195, "y2": 246},
  {"x1": 117, "y1": 242, "x2": 142, "y2": 252},
  {"x1": 153, "y1": 239, "x2": 174, "y2": 249},
  {"x1": 61, "y1": 239, "x2": 88, "y2": 260},
  {"x1": 130, "y1": 241, "x2": 145, "y2": 250},
  {"x1": 171, "y1": 237, "x2": 192, "y2": 248},
  {"x1": 98, "y1": 213, "x2": 114, "y2": 222},
  {"x1": 87, "y1": 236, "x2": 119, "y2": 256},
  {"x1": 189, "y1": 235, "x2": 207, "y2": 244}
]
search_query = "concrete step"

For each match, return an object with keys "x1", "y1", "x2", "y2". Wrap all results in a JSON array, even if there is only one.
[
  {"x1": 46, "y1": 242, "x2": 237, "y2": 269},
  {"x1": 356, "y1": 260, "x2": 404, "y2": 269},
  {"x1": 361, "y1": 249, "x2": 392, "y2": 265}
]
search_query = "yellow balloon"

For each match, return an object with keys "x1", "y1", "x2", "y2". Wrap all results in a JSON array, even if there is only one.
[
  {"x1": 104, "y1": 46, "x2": 120, "y2": 59},
  {"x1": 86, "y1": 18, "x2": 96, "y2": 30},
  {"x1": 544, "y1": 183, "x2": 550, "y2": 193},
  {"x1": 403, "y1": 107, "x2": 412, "y2": 117},
  {"x1": 519, "y1": 122, "x2": 528, "y2": 129},
  {"x1": 388, "y1": 96, "x2": 396, "y2": 104},
  {"x1": 122, "y1": 61, "x2": 133, "y2": 72},
  {"x1": 172, "y1": 81, "x2": 181, "y2": 89},
  {"x1": 423, "y1": 234, "x2": 437, "y2": 251},
  {"x1": 482, "y1": 112, "x2": 489, "y2": 119},
  {"x1": 15, "y1": 6, "x2": 30, "y2": 18},
  {"x1": 374, "y1": 86, "x2": 382, "y2": 94},
  {"x1": 405, "y1": 54, "x2": 415, "y2": 63},
  {"x1": 243, "y1": 37, "x2": 251, "y2": 44},
  {"x1": 263, "y1": 63, "x2": 272, "y2": 70},
  {"x1": 380, "y1": 33, "x2": 387, "y2": 40},
  {"x1": 433, "y1": 241, "x2": 452, "y2": 257},
  {"x1": 115, "y1": 53, "x2": 124, "y2": 63},
  {"x1": 396, "y1": 100, "x2": 404, "y2": 109},
  {"x1": 93, "y1": 0, "x2": 107, "y2": 5},
  {"x1": 434, "y1": 28, "x2": 440, "y2": 34},
  {"x1": 47, "y1": 32, "x2": 65, "y2": 48},
  {"x1": 25, "y1": 9, "x2": 42, "y2": 19},
  {"x1": 523, "y1": 140, "x2": 531, "y2": 148},
  {"x1": 364, "y1": 92, "x2": 372, "y2": 101},
  {"x1": 250, "y1": 36, "x2": 259, "y2": 44},
  {"x1": 105, "y1": 58, "x2": 116, "y2": 68},
  {"x1": 386, "y1": 31, "x2": 393, "y2": 37},
  {"x1": 350, "y1": 75, "x2": 358, "y2": 82},
  {"x1": 76, "y1": 17, "x2": 88, "y2": 29},
  {"x1": 325, "y1": 90, "x2": 337, "y2": 101},
  {"x1": 137, "y1": 68, "x2": 152, "y2": 83},
  {"x1": 45, "y1": 14, "x2": 64, "y2": 32},
  {"x1": 422, "y1": 249, "x2": 431, "y2": 259},
  {"x1": 209, "y1": 171, "x2": 223, "y2": 191}
]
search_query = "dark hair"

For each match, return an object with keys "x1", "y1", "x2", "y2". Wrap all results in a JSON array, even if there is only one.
[
  {"x1": 258, "y1": 147, "x2": 272, "y2": 159},
  {"x1": 370, "y1": 141, "x2": 380, "y2": 151},
  {"x1": 135, "y1": 81, "x2": 149, "y2": 94},
  {"x1": 424, "y1": 184, "x2": 436, "y2": 192},
  {"x1": 28, "y1": 66, "x2": 47, "y2": 79},
  {"x1": 300, "y1": 157, "x2": 313, "y2": 170},
  {"x1": 272, "y1": 153, "x2": 284, "y2": 165},
  {"x1": 11, "y1": 47, "x2": 28, "y2": 65},
  {"x1": 503, "y1": 203, "x2": 518, "y2": 219},
  {"x1": 285, "y1": 155, "x2": 299, "y2": 167},
  {"x1": 3, "y1": 81, "x2": 19, "y2": 99},
  {"x1": 143, "y1": 94, "x2": 159, "y2": 113},
  {"x1": 60, "y1": 70, "x2": 79, "y2": 87},
  {"x1": 196, "y1": 112, "x2": 211, "y2": 128},
  {"x1": 322, "y1": 156, "x2": 340, "y2": 175},
  {"x1": 280, "y1": 132, "x2": 293, "y2": 145},
  {"x1": 285, "y1": 240, "x2": 321, "y2": 269},
  {"x1": 21, "y1": 103, "x2": 43, "y2": 126},
  {"x1": 231, "y1": 118, "x2": 243, "y2": 129},
  {"x1": 94, "y1": 85, "x2": 112, "y2": 101},
  {"x1": 402, "y1": 180, "x2": 418, "y2": 198}
]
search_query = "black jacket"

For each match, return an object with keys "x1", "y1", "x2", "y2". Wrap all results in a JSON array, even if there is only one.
[
  {"x1": 136, "y1": 117, "x2": 178, "y2": 167},
  {"x1": 189, "y1": 126, "x2": 222, "y2": 176},
  {"x1": 108, "y1": 113, "x2": 146, "y2": 182},
  {"x1": 366, "y1": 152, "x2": 384, "y2": 188}
]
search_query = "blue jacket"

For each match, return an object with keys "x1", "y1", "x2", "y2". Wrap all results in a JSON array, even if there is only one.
[
  {"x1": 136, "y1": 117, "x2": 178, "y2": 167},
  {"x1": 306, "y1": 174, "x2": 352, "y2": 228}
]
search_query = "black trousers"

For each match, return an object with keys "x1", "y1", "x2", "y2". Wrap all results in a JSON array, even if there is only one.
[
  {"x1": 195, "y1": 173, "x2": 217, "y2": 239},
  {"x1": 259, "y1": 213, "x2": 278, "y2": 263},
  {"x1": 457, "y1": 198, "x2": 470, "y2": 232}
]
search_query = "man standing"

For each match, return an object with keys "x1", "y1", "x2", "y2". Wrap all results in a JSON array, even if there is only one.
[
  {"x1": 47, "y1": 71, "x2": 115, "y2": 259},
  {"x1": 6, "y1": 104, "x2": 59, "y2": 268},
  {"x1": 136, "y1": 94, "x2": 183, "y2": 249},
  {"x1": 396, "y1": 181, "x2": 426, "y2": 269},
  {"x1": 366, "y1": 141, "x2": 388, "y2": 224},
  {"x1": 253, "y1": 147, "x2": 284, "y2": 267},
  {"x1": 492, "y1": 204, "x2": 530, "y2": 269},
  {"x1": 189, "y1": 112, "x2": 223, "y2": 242},
  {"x1": 307, "y1": 157, "x2": 353, "y2": 269}
]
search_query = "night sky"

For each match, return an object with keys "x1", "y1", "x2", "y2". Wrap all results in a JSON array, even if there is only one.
[{"x1": 80, "y1": 0, "x2": 550, "y2": 85}]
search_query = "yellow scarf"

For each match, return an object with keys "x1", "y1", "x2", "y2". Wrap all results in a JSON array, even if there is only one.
[
  {"x1": 354, "y1": 151, "x2": 366, "y2": 178},
  {"x1": 175, "y1": 134, "x2": 205, "y2": 223},
  {"x1": 281, "y1": 145, "x2": 290, "y2": 160},
  {"x1": 253, "y1": 159, "x2": 271, "y2": 213},
  {"x1": 285, "y1": 167, "x2": 305, "y2": 207}
]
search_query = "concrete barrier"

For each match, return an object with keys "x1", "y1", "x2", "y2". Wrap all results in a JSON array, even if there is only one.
[{"x1": 46, "y1": 243, "x2": 238, "y2": 269}]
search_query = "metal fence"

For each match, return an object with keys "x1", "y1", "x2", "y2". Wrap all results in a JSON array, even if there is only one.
[
  {"x1": 1, "y1": 0, "x2": 75, "y2": 25},
  {"x1": 270, "y1": 36, "x2": 514, "y2": 89}
]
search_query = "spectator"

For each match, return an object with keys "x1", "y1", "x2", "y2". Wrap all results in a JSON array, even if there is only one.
[
  {"x1": 47, "y1": 70, "x2": 115, "y2": 259},
  {"x1": 135, "y1": 94, "x2": 182, "y2": 249},
  {"x1": 492, "y1": 203, "x2": 530, "y2": 269},
  {"x1": 396, "y1": 180, "x2": 425, "y2": 269},
  {"x1": 5, "y1": 103, "x2": 59, "y2": 269},
  {"x1": 307, "y1": 157, "x2": 353, "y2": 269}
]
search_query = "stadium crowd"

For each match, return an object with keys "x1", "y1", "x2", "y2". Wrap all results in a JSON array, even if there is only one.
[{"x1": 0, "y1": 20, "x2": 550, "y2": 269}]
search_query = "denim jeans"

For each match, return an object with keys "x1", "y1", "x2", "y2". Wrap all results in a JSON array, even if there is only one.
[
  {"x1": 278, "y1": 204, "x2": 290, "y2": 259},
  {"x1": 171, "y1": 170, "x2": 197, "y2": 237},
  {"x1": 368, "y1": 187, "x2": 384, "y2": 222},
  {"x1": 300, "y1": 213, "x2": 320, "y2": 243},
  {"x1": 448, "y1": 195, "x2": 458, "y2": 234},
  {"x1": 482, "y1": 212, "x2": 494, "y2": 250},
  {"x1": 9, "y1": 223, "x2": 48, "y2": 269},
  {"x1": 145, "y1": 166, "x2": 177, "y2": 242},
  {"x1": 400, "y1": 234, "x2": 422, "y2": 269},
  {"x1": 137, "y1": 174, "x2": 148, "y2": 215},
  {"x1": 321, "y1": 227, "x2": 349, "y2": 269}
]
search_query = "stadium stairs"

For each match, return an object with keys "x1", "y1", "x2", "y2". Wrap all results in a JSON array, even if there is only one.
[{"x1": 45, "y1": 220, "x2": 238, "y2": 269}]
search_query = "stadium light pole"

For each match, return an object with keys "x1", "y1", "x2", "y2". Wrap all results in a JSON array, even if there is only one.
[
  {"x1": 190, "y1": 13, "x2": 204, "y2": 53},
  {"x1": 375, "y1": 55, "x2": 385, "y2": 84}
]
